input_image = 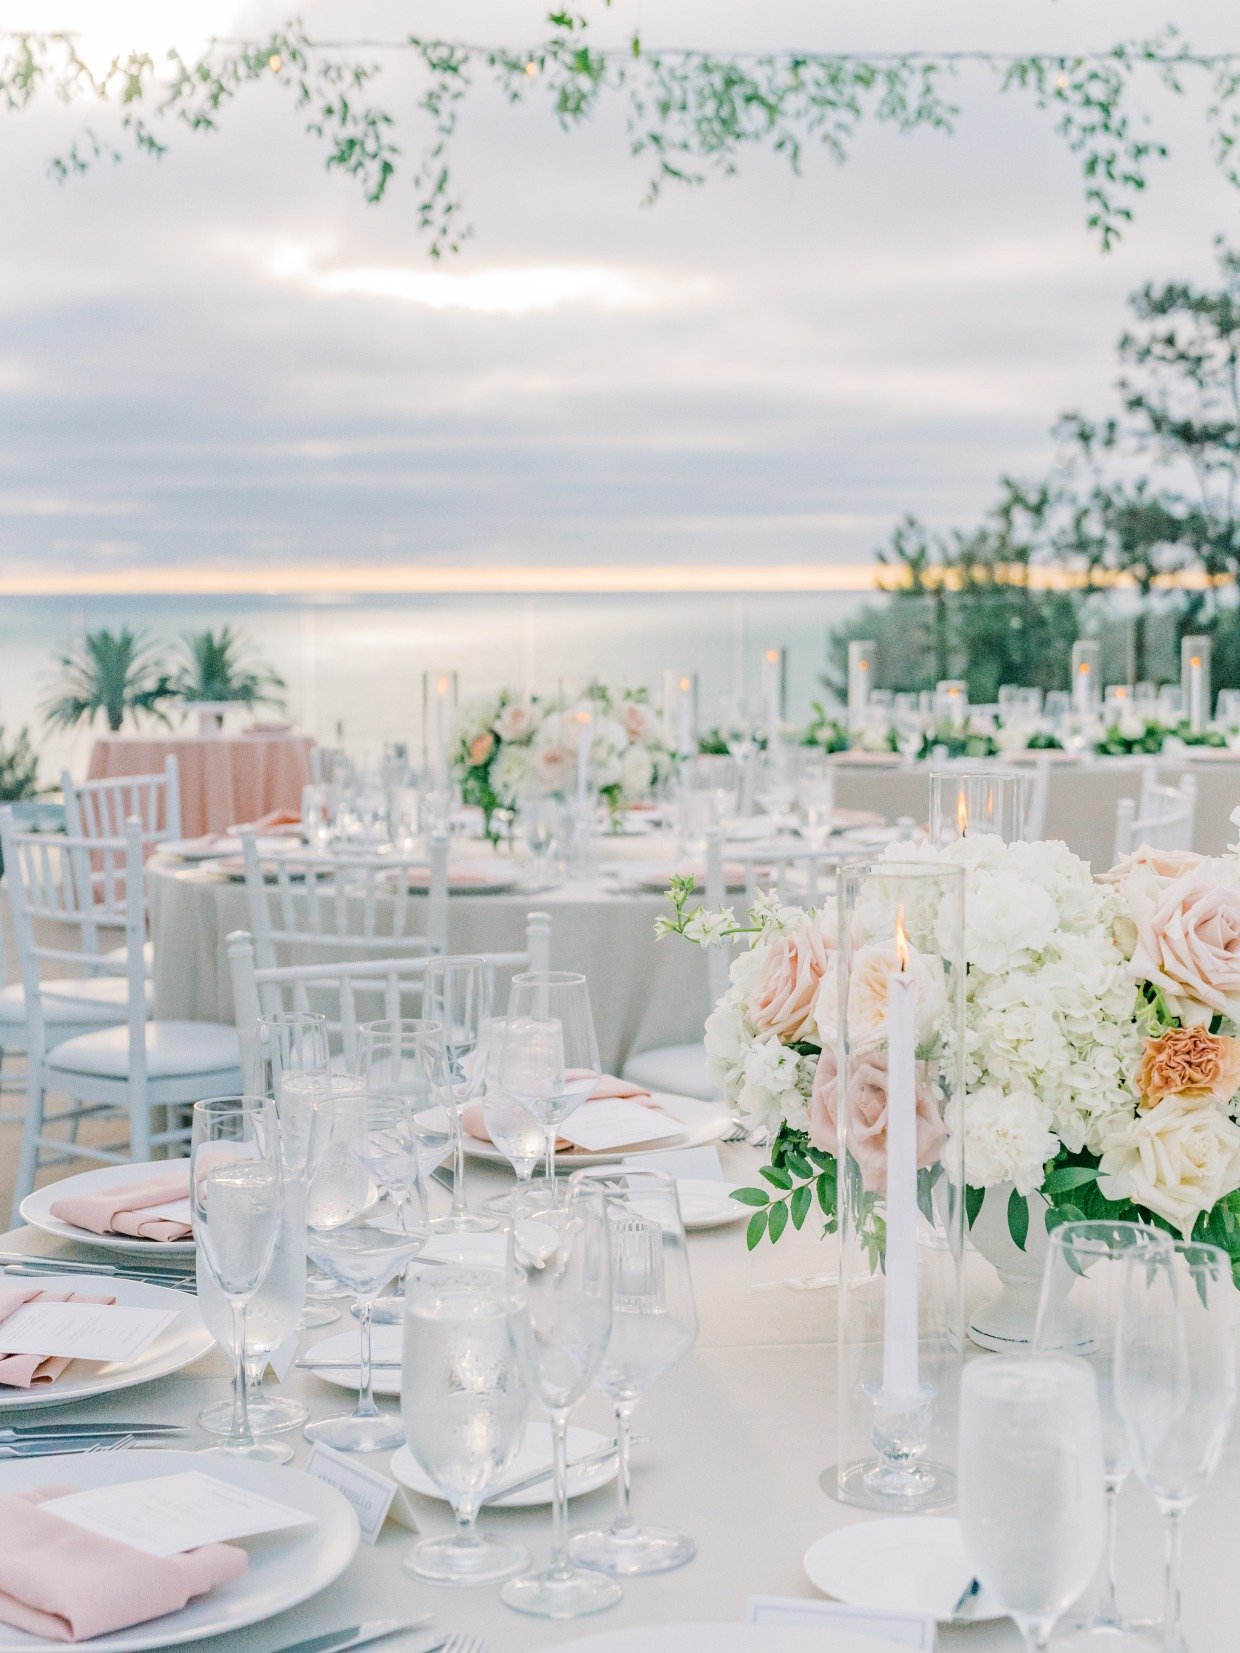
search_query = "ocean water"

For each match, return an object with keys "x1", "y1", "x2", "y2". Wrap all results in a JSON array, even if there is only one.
[{"x1": 0, "y1": 590, "x2": 872, "y2": 782}]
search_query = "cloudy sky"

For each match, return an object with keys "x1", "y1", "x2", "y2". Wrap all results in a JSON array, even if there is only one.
[{"x1": 2, "y1": 0, "x2": 1238, "y2": 590}]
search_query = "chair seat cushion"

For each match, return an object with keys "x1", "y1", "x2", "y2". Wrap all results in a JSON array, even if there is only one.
[
  {"x1": 45, "y1": 1021, "x2": 241, "y2": 1080},
  {"x1": 103, "y1": 942, "x2": 155, "y2": 972},
  {"x1": 621, "y1": 1041, "x2": 720, "y2": 1101},
  {"x1": 0, "y1": 977, "x2": 150, "y2": 1026}
]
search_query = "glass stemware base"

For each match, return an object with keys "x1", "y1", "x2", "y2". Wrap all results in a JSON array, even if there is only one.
[
  {"x1": 500, "y1": 1563, "x2": 622, "y2": 1619},
  {"x1": 1053, "y1": 1627, "x2": 1161, "y2": 1651},
  {"x1": 303, "y1": 1410, "x2": 405, "y2": 1453},
  {"x1": 199, "y1": 1391, "x2": 308, "y2": 1437},
  {"x1": 569, "y1": 1522, "x2": 696, "y2": 1577},
  {"x1": 431, "y1": 1208, "x2": 498, "y2": 1234},
  {"x1": 403, "y1": 1533, "x2": 529, "y2": 1586},
  {"x1": 200, "y1": 1435, "x2": 293, "y2": 1464},
  {"x1": 298, "y1": 1300, "x2": 341, "y2": 1329}
]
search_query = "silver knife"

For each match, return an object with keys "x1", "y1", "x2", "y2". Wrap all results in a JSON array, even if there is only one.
[
  {"x1": 0, "y1": 1422, "x2": 185, "y2": 1438},
  {"x1": 265, "y1": 1622, "x2": 442, "y2": 1653},
  {"x1": 481, "y1": 1441, "x2": 619, "y2": 1504}
]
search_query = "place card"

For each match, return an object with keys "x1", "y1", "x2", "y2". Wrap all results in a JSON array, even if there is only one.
[
  {"x1": 46, "y1": 1471, "x2": 315, "y2": 1557},
  {"x1": 306, "y1": 1443, "x2": 417, "y2": 1543},
  {"x1": 267, "y1": 1329, "x2": 300, "y2": 1383},
  {"x1": 0, "y1": 1302, "x2": 178, "y2": 1364},
  {"x1": 747, "y1": 1595, "x2": 935, "y2": 1650},
  {"x1": 559, "y1": 1099, "x2": 687, "y2": 1153}
]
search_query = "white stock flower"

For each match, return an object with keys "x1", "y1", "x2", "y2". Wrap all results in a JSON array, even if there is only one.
[{"x1": 683, "y1": 906, "x2": 737, "y2": 947}]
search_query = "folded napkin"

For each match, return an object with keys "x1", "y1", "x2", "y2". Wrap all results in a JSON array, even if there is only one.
[
  {"x1": 50, "y1": 1168, "x2": 192, "y2": 1244},
  {"x1": 237, "y1": 807, "x2": 301, "y2": 833},
  {"x1": 463, "y1": 1075, "x2": 658, "y2": 1147},
  {"x1": 0, "y1": 1288, "x2": 116, "y2": 1389},
  {"x1": 0, "y1": 1485, "x2": 247, "y2": 1642}
]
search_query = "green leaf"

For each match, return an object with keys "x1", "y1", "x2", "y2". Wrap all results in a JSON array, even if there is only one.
[
  {"x1": 816, "y1": 1170, "x2": 836, "y2": 1216},
  {"x1": 768, "y1": 1199, "x2": 789, "y2": 1243},
  {"x1": 730, "y1": 1186, "x2": 769, "y2": 1208},
  {"x1": 964, "y1": 1185, "x2": 986, "y2": 1229},
  {"x1": 746, "y1": 1207, "x2": 769, "y2": 1251},
  {"x1": 1008, "y1": 1188, "x2": 1030, "y2": 1252},
  {"x1": 784, "y1": 1150, "x2": 812, "y2": 1179},
  {"x1": 1043, "y1": 1165, "x2": 1100, "y2": 1194},
  {"x1": 790, "y1": 1184, "x2": 812, "y2": 1229},
  {"x1": 760, "y1": 1165, "x2": 793, "y2": 1191}
]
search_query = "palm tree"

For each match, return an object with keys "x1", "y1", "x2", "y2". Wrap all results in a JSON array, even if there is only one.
[
  {"x1": 43, "y1": 628, "x2": 174, "y2": 733},
  {"x1": 171, "y1": 625, "x2": 286, "y2": 709}
]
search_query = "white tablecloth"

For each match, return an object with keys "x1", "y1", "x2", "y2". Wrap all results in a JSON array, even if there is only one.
[
  {"x1": 146, "y1": 845, "x2": 713, "y2": 1073},
  {"x1": 5, "y1": 1150, "x2": 1237, "y2": 1652}
]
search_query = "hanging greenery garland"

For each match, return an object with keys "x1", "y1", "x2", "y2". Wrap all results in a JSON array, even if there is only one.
[{"x1": 4, "y1": 13, "x2": 1240, "y2": 257}]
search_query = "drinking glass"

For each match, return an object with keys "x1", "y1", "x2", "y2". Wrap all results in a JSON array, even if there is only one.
[
  {"x1": 520, "y1": 793, "x2": 562, "y2": 881},
  {"x1": 959, "y1": 1354, "x2": 1108, "y2": 1651},
  {"x1": 568, "y1": 1169, "x2": 699, "y2": 1576},
  {"x1": 387, "y1": 785, "x2": 421, "y2": 853},
  {"x1": 689, "y1": 754, "x2": 739, "y2": 821},
  {"x1": 400, "y1": 1265, "x2": 531, "y2": 1585},
  {"x1": 1115, "y1": 1240, "x2": 1237, "y2": 1653},
  {"x1": 191, "y1": 1096, "x2": 287, "y2": 1462},
  {"x1": 797, "y1": 774, "x2": 837, "y2": 849},
  {"x1": 303, "y1": 1085, "x2": 432, "y2": 1450},
  {"x1": 301, "y1": 783, "x2": 334, "y2": 851},
  {"x1": 502, "y1": 1181, "x2": 618, "y2": 1618},
  {"x1": 425, "y1": 956, "x2": 495, "y2": 1234},
  {"x1": 500, "y1": 972, "x2": 601, "y2": 1188},
  {"x1": 1034, "y1": 1220, "x2": 1173, "y2": 1646},
  {"x1": 250, "y1": 1009, "x2": 342, "y2": 1329},
  {"x1": 480, "y1": 1015, "x2": 546, "y2": 1218},
  {"x1": 753, "y1": 749, "x2": 795, "y2": 819},
  {"x1": 674, "y1": 787, "x2": 717, "y2": 861}
]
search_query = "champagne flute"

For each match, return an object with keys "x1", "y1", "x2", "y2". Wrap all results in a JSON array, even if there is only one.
[
  {"x1": 251, "y1": 1010, "x2": 342, "y2": 1329},
  {"x1": 191, "y1": 1096, "x2": 287, "y2": 1463},
  {"x1": 425, "y1": 956, "x2": 495, "y2": 1234},
  {"x1": 959, "y1": 1354, "x2": 1108, "y2": 1651},
  {"x1": 568, "y1": 1168, "x2": 699, "y2": 1576},
  {"x1": 400, "y1": 1265, "x2": 530, "y2": 1585},
  {"x1": 303, "y1": 1084, "x2": 431, "y2": 1451},
  {"x1": 502, "y1": 1180, "x2": 618, "y2": 1618},
  {"x1": 501, "y1": 972, "x2": 601, "y2": 1190},
  {"x1": 1115, "y1": 1240, "x2": 1237, "y2": 1653},
  {"x1": 1034, "y1": 1220, "x2": 1173, "y2": 1646}
]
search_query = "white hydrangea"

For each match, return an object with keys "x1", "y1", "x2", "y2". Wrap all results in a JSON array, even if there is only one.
[{"x1": 945, "y1": 1083, "x2": 1058, "y2": 1195}]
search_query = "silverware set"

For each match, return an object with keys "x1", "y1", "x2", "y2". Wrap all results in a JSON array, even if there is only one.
[
  {"x1": 268, "y1": 1627, "x2": 486, "y2": 1653},
  {"x1": 0, "y1": 1421, "x2": 186, "y2": 1456},
  {"x1": 0, "y1": 1251, "x2": 197, "y2": 1293}
]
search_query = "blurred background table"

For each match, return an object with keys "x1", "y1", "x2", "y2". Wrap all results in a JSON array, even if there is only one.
[{"x1": 87, "y1": 731, "x2": 316, "y2": 837}]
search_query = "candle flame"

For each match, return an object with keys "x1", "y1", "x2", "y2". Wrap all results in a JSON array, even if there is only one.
[
  {"x1": 1078, "y1": 661, "x2": 1091, "y2": 677},
  {"x1": 895, "y1": 906, "x2": 909, "y2": 972},
  {"x1": 576, "y1": 708, "x2": 592, "y2": 726},
  {"x1": 679, "y1": 675, "x2": 692, "y2": 692},
  {"x1": 956, "y1": 789, "x2": 968, "y2": 836},
  {"x1": 1191, "y1": 655, "x2": 1202, "y2": 669},
  {"x1": 858, "y1": 658, "x2": 869, "y2": 672},
  {"x1": 764, "y1": 648, "x2": 781, "y2": 664},
  {"x1": 1116, "y1": 685, "x2": 1128, "y2": 699},
  {"x1": 436, "y1": 674, "x2": 449, "y2": 695}
]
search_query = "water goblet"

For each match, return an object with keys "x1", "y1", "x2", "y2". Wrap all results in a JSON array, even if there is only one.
[
  {"x1": 301, "y1": 783, "x2": 334, "y2": 851},
  {"x1": 502, "y1": 1180, "x2": 618, "y2": 1618},
  {"x1": 1115, "y1": 1239, "x2": 1237, "y2": 1653},
  {"x1": 1034, "y1": 1220, "x2": 1173, "y2": 1647},
  {"x1": 191, "y1": 1096, "x2": 288, "y2": 1463},
  {"x1": 501, "y1": 972, "x2": 601, "y2": 1190},
  {"x1": 568, "y1": 1168, "x2": 699, "y2": 1575},
  {"x1": 425, "y1": 955, "x2": 495, "y2": 1233},
  {"x1": 959, "y1": 1354, "x2": 1108, "y2": 1652},
  {"x1": 303, "y1": 1085, "x2": 432, "y2": 1451},
  {"x1": 480, "y1": 1015, "x2": 546, "y2": 1218},
  {"x1": 400, "y1": 1265, "x2": 531, "y2": 1585}
]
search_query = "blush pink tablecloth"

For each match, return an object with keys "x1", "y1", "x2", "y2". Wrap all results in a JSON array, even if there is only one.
[{"x1": 86, "y1": 734, "x2": 315, "y2": 838}]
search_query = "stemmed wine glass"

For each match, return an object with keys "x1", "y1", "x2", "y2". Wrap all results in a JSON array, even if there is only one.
[
  {"x1": 959, "y1": 1354, "x2": 1107, "y2": 1651},
  {"x1": 400, "y1": 1264, "x2": 531, "y2": 1585},
  {"x1": 250, "y1": 1010, "x2": 341, "y2": 1330},
  {"x1": 424, "y1": 956, "x2": 495, "y2": 1233},
  {"x1": 1034, "y1": 1220, "x2": 1173, "y2": 1647},
  {"x1": 303, "y1": 1083, "x2": 431, "y2": 1451},
  {"x1": 1115, "y1": 1239, "x2": 1237, "y2": 1653},
  {"x1": 499, "y1": 972, "x2": 601, "y2": 1191},
  {"x1": 480, "y1": 1015, "x2": 545, "y2": 1218},
  {"x1": 568, "y1": 1168, "x2": 699, "y2": 1576},
  {"x1": 502, "y1": 1179, "x2": 617, "y2": 1618},
  {"x1": 191, "y1": 1096, "x2": 287, "y2": 1463}
]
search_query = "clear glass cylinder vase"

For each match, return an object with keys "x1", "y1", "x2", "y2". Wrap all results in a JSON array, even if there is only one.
[
  {"x1": 829, "y1": 859, "x2": 966, "y2": 1513},
  {"x1": 928, "y1": 767, "x2": 1028, "y2": 845}
]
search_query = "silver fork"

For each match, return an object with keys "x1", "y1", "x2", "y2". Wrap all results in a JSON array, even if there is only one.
[{"x1": 442, "y1": 1637, "x2": 487, "y2": 1653}]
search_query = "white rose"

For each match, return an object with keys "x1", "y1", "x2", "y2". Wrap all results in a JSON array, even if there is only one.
[
  {"x1": 945, "y1": 1082, "x2": 1057, "y2": 1194},
  {"x1": 619, "y1": 743, "x2": 655, "y2": 798},
  {"x1": 495, "y1": 701, "x2": 538, "y2": 743},
  {"x1": 844, "y1": 941, "x2": 946, "y2": 1051},
  {"x1": 619, "y1": 700, "x2": 656, "y2": 741},
  {"x1": 1097, "y1": 1095, "x2": 1240, "y2": 1236}
]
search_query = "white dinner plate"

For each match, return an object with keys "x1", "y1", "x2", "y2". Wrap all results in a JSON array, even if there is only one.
[
  {"x1": 464, "y1": 1091, "x2": 730, "y2": 1168},
  {"x1": 409, "y1": 864, "x2": 523, "y2": 895},
  {"x1": 162, "y1": 834, "x2": 300, "y2": 862},
  {"x1": 675, "y1": 1179, "x2": 747, "y2": 1230},
  {"x1": 20, "y1": 1162, "x2": 195, "y2": 1259},
  {"x1": 0, "y1": 1451, "x2": 359, "y2": 1651},
  {"x1": 0, "y1": 1275, "x2": 212, "y2": 1413},
  {"x1": 803, "y1": 1517, "x2": 1002, "y2": 1623},
  {"x1": 546, "y1": 1625, "x2": 911, "y2": 1653},
  {"x1": 301, "y1": 1325, "x2": 403, "y2": 1396},
  {"x1": 392, "y1": 1423, "x2": 615, "y2": 1508}
]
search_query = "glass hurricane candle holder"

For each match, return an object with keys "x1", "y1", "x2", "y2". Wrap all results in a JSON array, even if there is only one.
[
  {"x1": 826, "y1": 860, "x2": 966, "y2": 1513},
  {"x1": 1181, "y1": 635, "x2": 1211, "y2": 733},
  {"x1": 928, "y1": 767, "x2": 1028, "y2": 845}
]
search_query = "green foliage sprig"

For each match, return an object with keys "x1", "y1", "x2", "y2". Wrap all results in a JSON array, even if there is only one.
[
  {"x1": 731, "y1": 1122, "x2": 837, "y2": 1250},
  {"x1": 6, "y1": 19, "x2": 1240, "y2": 254}
]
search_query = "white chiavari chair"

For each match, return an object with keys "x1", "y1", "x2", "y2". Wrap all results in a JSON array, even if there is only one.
[
  {"x1": 226, "y1": 911, "x2": 553, "y2": 1077},
  {"x1": 239, "y1": 827, "x2": 451, "y2": 968},
  {"x1": 1, "y1": 811, "x2": 242, "y2": 1217},
  {"x1": 60, "y1": 755, "x2": 182, "y2": 849},
  {"x1": 1113, "y1": 772, "x2": 1198, "y2": 862}
]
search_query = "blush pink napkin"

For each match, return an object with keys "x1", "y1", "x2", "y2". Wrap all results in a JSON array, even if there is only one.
[
  {"x1": 463, "y1": 1075, "x2": 660, "y2": 1147},
  {"x1": 50, "y1": 1169, "x2": 192, "y2": 1243},
  {"x1": 0, "y1": 1288, "x2": 116, "y2": 1389},
  {"x1": 0, "y1": 1485, "x2": 248, "y2": 1642}
]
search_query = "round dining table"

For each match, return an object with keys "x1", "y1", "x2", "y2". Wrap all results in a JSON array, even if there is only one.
[
  {"x1": 87, "y1": 732, "x2": 316, "y2": 839},
  {"x1": 3, "y1": 1149, "x2": 1237, "y2": 1652}
]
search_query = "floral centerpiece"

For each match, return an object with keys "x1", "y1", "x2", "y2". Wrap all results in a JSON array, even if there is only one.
[
  {"x1": 661, "y1": 825, "x2": 1240, "y2": 1282},
  {"x1": 451, "y1": 691, "x2": 543, "y2": 836}
]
